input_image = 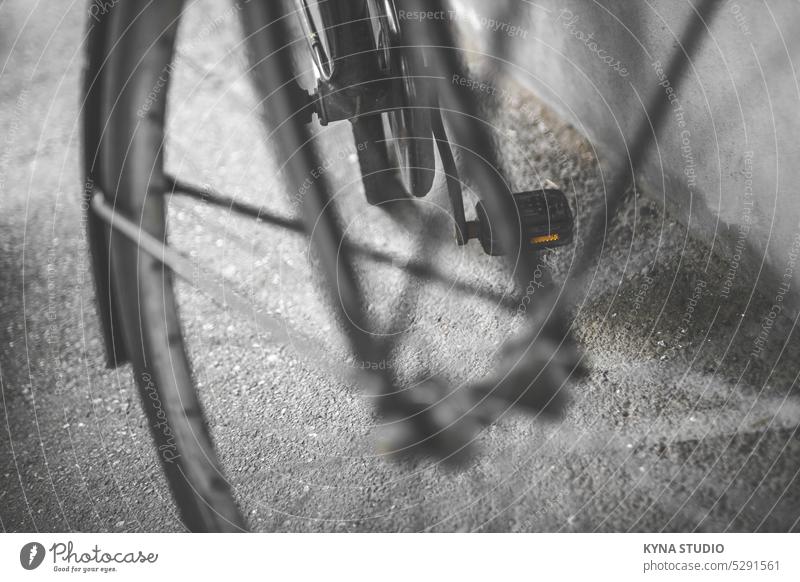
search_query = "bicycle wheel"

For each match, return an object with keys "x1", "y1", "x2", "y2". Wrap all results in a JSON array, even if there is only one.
[
  {"x1": 83, "y1": 0, "x2": 245, "y2": 532},
  {"x1": 83, "y1": 0, "x2": 586, "y2": 532}
]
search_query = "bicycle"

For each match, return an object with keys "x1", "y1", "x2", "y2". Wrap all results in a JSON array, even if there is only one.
[{"x1": 81, "y1": 0, "x2": 594, "y2": 532}]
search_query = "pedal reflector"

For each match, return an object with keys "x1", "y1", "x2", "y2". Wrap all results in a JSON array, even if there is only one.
[{"x1": 531, "y1": 233, "x2": 560, "y2": 245}]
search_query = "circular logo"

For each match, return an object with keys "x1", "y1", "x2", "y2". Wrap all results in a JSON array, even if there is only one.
[{"x1": 20, "y1": 542, "x2": 46, "y2": 570}]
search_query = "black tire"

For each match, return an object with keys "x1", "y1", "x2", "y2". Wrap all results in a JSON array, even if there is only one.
[
  {"x1": 383, "y1": 66, "x2": 436, "y2": 197},
  {"x1": 304, "y1": 0, "x2": 436, "y2": 196},
  {"x1": 84, "y1": 0, "x2": 246, "y2": 532},
  {"x1": 377, "y1": 1, "x2": 436, "y2": 196}
]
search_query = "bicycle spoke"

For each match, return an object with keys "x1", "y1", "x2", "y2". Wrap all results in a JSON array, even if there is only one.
[
  {"x1": 167, "y1": 176, "x2": 520, "y2": 310},
  {"x1": 168, "y1": 176, "x2": 305, "y2": 233}
]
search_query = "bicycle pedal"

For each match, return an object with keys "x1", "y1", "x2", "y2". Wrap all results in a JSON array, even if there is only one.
[{"x1": 468, "y1": 185, "x2": 575, "y2": 256}]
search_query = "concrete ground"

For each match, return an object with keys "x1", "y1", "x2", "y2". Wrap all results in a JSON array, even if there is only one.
[{"x1": 1, "y1": 1, "x2": 799, "y2": 532}]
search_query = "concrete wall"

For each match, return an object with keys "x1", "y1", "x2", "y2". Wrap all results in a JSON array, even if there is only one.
[{"x1": 452, "y1": 0, "x2": 800, "y2": 314}]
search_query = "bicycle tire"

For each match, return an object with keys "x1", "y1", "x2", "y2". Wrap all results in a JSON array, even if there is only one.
[
  {"x1": 374, "y1": 0, "x2": 436, "y2": 196},
  {"x1": 83, "y1": 0, "x2": 246, "y2": 532},
  {"x1": 307, "y1": 0, "x2": 436, "y2": 196}
]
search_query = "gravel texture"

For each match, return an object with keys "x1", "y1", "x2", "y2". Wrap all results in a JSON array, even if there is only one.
[{"x1": 1, "y1": 0, "x2": 798, "y2": 532}]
